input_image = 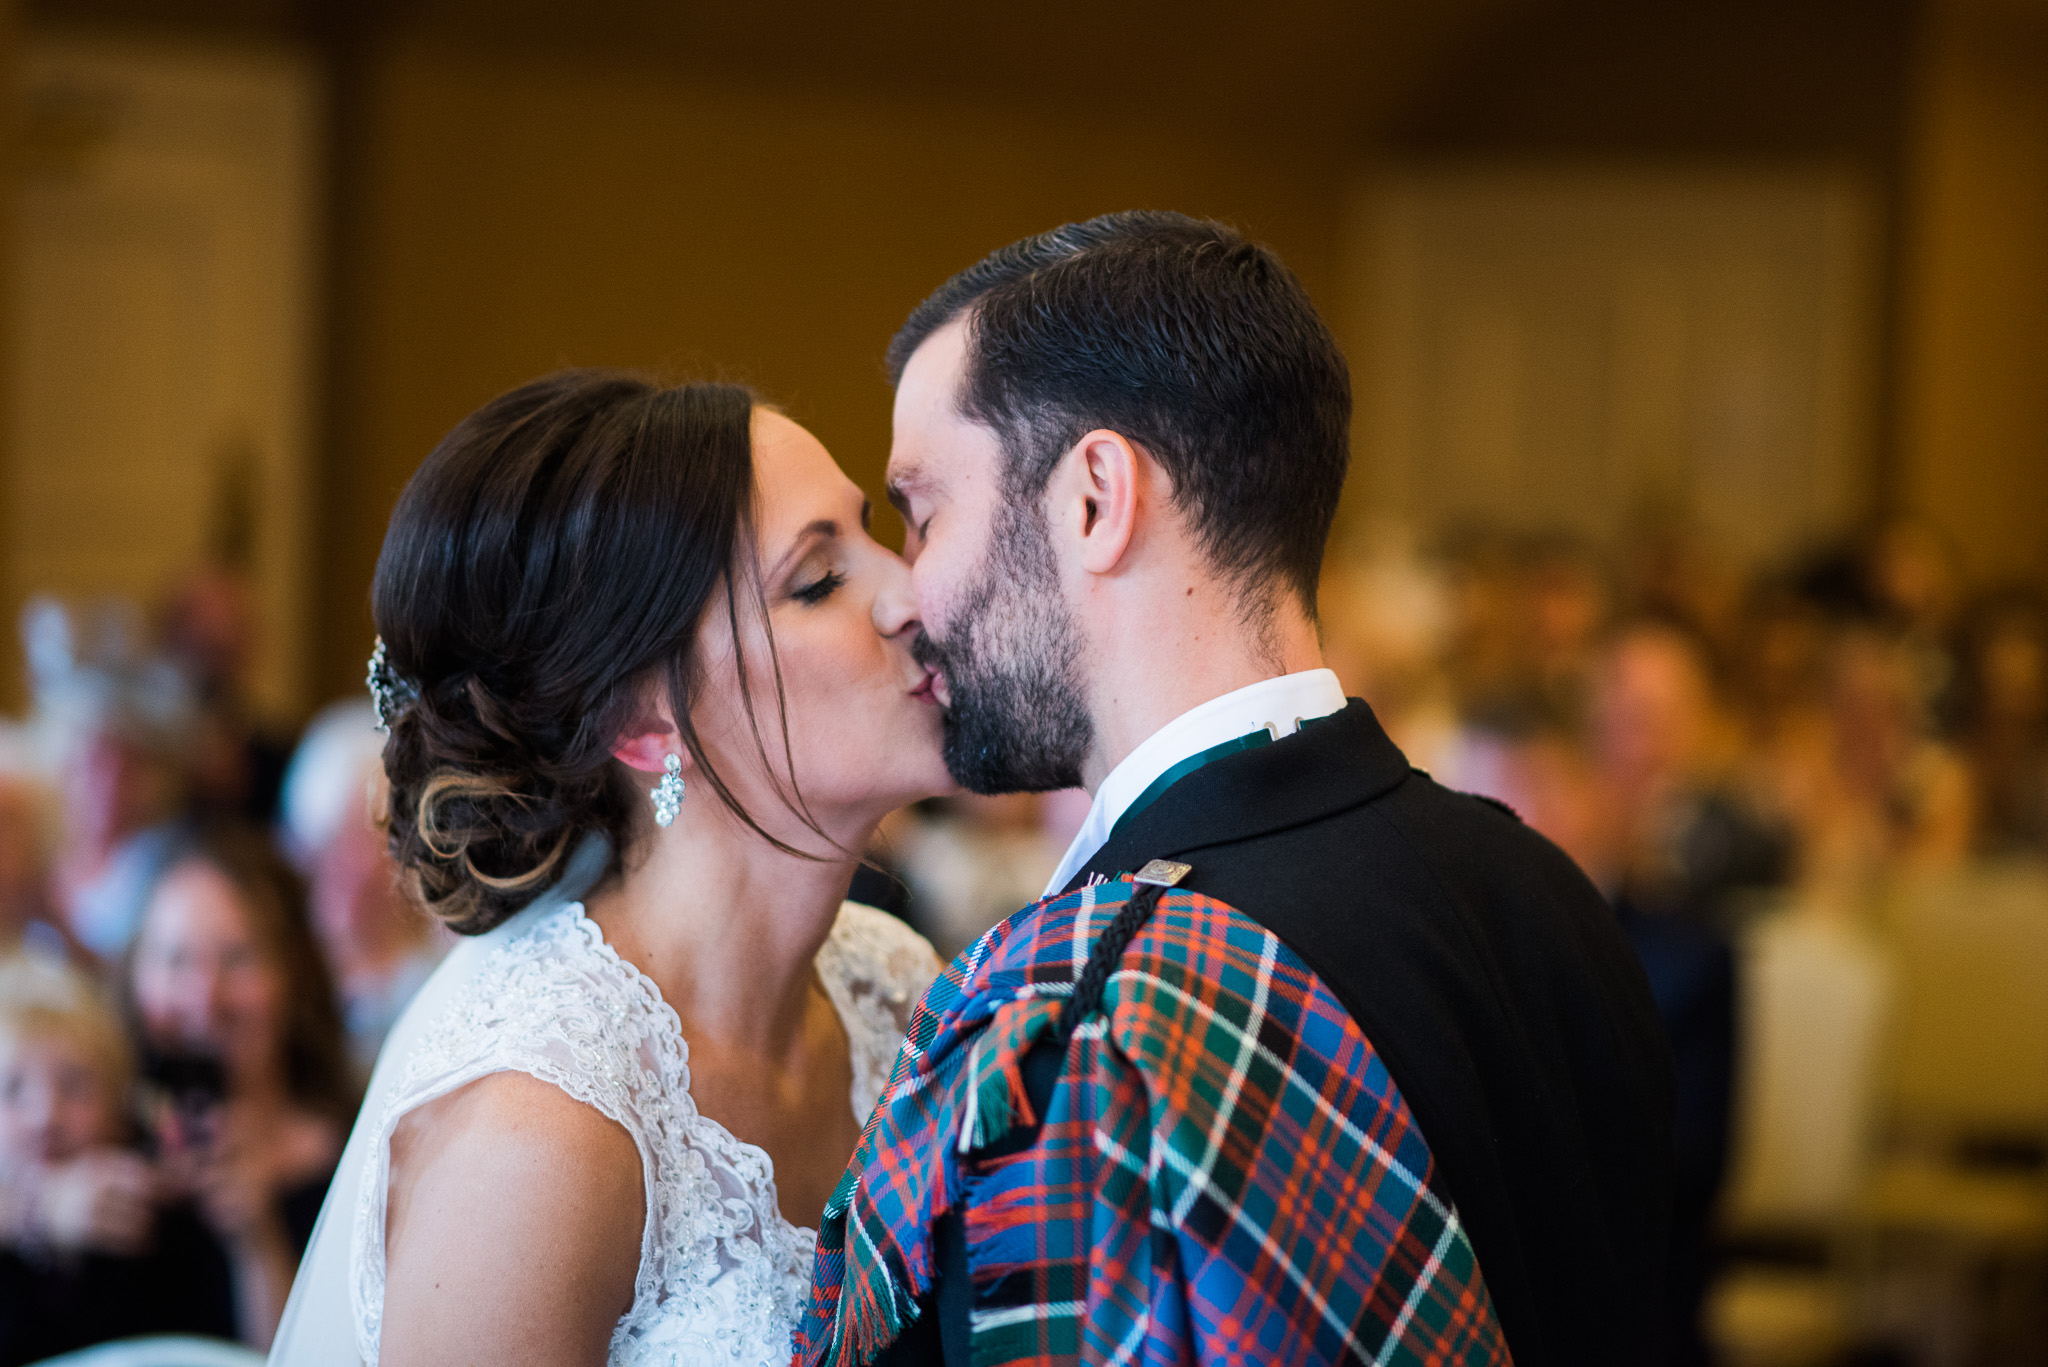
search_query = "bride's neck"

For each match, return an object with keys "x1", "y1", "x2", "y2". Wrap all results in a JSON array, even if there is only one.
[{"x1": 581, "y1": 805, "x2": 862, "y2": 1060}]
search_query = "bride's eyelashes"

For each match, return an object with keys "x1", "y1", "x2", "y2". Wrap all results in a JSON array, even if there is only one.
[{"x1": 789, "y1": 568, "x2": 847, "y2": 606}]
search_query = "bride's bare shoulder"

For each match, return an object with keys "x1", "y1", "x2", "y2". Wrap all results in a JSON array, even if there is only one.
[
  {"x1": 390, "y1": 1070, "x2": 641, "y2": 1179},
  {"x1": 380, "y1": 1072, "x2": 642, "y2": 1367}
]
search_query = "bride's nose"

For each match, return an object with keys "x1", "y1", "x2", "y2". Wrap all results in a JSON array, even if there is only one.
[{"x1": 872, "y1": 553, "x2": 921, "y2": 640}]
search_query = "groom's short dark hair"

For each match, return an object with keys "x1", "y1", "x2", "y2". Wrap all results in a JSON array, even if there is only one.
[{"x1": 887, "y1": 211, "x2": 1350, "y2": 616}]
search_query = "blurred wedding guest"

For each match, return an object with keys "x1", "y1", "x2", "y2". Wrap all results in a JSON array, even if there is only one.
[
  {"x1": 126, "y1": 826, "x2": 352, "y2": 1350},
  {"x1": 1586, "y1": 620, "x2": 1771, "y2": 1367},
  {"x1": 1792, "y1": 519, "x2": 1966, "y2": 727},
  {"x1": 1519, "y1": 534, "x2": 1612, "y2": 734},
  {"x1": 21, "y1": 598, "x2": 194, "y2": 962},
  {"x1": 1471, "y1": 717, "x2": 1617, "y2": 887},
  {"x1": 0, "y1": 772, "x2": 74, "y2": 975},
  {"x1": 1621, "y1": 514, "x2": 1744, "y2": 656},
  {"x1": 280, "y1": 701, "x2": 446, "y2": 1075},
  {"x1": 1865, "y1": 516, "x2": 1965, "y2": 722},
  {"x1": 1768, "y1": 624, "x2": 1975, "y2": 912},
  {"x1": 1728, "y1": 581, "x2": 1832, "y2": 752},
  {"x1": 0, "y1": 973, "x2": 238, "y2": 1364},
  {"x1": 1953, "y1": 587, "x2": 2048, "y2": 856},
  {"x1": 1438, "y1": 529, "x2": 1525, "y2": 722},
  {"x1": 888, "y1": 792, "x2": 1076, "y2": 958},
  {"x1": 1592, "y1": 618, "x2": 1790, "y2": 931},
  {"x1": 1318, "y1": 527, "x2": 1461, "y2": 772},
  {"x1": 157, "y1": 563, "x2": 292, "y2": 824}
]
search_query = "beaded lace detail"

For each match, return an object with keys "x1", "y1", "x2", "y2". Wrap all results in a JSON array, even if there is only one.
[{"x1": 349, "y1": 900, "x2": 938, "y2": 1367}]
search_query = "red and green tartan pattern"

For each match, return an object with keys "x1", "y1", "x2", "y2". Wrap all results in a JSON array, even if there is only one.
[{"x1": 798, "y1": 878, "x2": 1513, "y2": 1367}]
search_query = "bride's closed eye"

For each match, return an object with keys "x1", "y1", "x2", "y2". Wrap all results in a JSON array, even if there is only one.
[{"x1": 790, "y1": 568, "x2": 847, "y2": 606}]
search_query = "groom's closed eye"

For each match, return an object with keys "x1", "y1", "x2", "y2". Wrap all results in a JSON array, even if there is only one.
[
  {"x1": 886, "y1": 473, "x2": 935, "y2": 546},
  {"x1": 884, "y1": 470, "x2": 918, "y2": 519}
]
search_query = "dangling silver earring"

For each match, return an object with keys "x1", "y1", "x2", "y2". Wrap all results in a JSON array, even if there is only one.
[{"x1": 650, "y1": 754, "x2": 685, "y2": 827}]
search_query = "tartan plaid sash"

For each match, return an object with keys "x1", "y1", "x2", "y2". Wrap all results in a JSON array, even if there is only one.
[{"x1": 798, "y1": 877, "x2": 1512, "y2": 1367}]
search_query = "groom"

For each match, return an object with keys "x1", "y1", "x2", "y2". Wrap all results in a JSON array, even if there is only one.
[{"x1": 801, "y1": 213, "x2": 1672, "y2": 1367}]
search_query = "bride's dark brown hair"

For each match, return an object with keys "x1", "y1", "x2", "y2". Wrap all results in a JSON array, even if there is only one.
[{"x1": 371, "y1": 370, "x2": 826, "y2": 934}]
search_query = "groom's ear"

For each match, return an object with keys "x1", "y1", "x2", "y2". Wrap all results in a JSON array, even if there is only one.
[{"x1": 1062, "y1": 429, "x2": 1143, "y2": 576}]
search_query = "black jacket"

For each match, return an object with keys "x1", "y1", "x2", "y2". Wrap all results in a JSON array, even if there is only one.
[
  {"x1": 896, "y1": 700, "x2": 1674, "y2": 1366},
  {"x1": 1071, "y1": 700, "x2": 1674, "y2": 1365}
]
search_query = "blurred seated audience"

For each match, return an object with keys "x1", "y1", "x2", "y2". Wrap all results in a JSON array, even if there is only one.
[
  {"x1": 157, "y1": 563, "x2": 293, "y2": 825},
  {"x1": 279, "y1": 701, "x2": 446, "y2": 1077},
  {"x1": 1589, "y1": 619, "x2": 1769, "y2": 1367},
  {"x1": 1319, "y1": 513, "x2": 2037, "y2": 1362},
  {"x1": 125, "y1": 826, "x2": 353, "y2": 1350},
  {"x1": 1952, "y1": 586, "x2": 2048, "y2": 857},
  {"x1": 1453, "y1": 622, "x2": 1760, "y2": 1367},
  {"x1": 21, "y1": 598, "x2": 194, "y2": 963},
  {"x1": 0, "y1": 972, "x2": 241, "y2": 1364}
]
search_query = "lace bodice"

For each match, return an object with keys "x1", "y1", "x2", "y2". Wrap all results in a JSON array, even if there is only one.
[{"x1": 348, "y1": 900, "x2": 939, "y2": 1367}]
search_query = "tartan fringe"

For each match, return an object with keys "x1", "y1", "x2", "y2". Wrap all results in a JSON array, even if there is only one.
[
  {"x1": 815, "y1": 1204, "x2": 927, "y2": 1367},
  {"x1": 959, "y1": 1008, "x2": 1055, "y2": 1153},
  {"x1": 828, "y1": 1245, "x2": 924, "y2": 1367},
  {"x1": 812, "y1": 1165, "x2": 924, "y2": 1367}
]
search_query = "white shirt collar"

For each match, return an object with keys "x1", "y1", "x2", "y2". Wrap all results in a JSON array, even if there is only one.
[{"x1": 1042, "y1": 668, "x2": 1348, "y2": 896}]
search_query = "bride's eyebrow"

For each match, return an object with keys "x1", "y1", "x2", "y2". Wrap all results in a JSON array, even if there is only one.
[{"x1": 767, "y1": 521, "x2": 839, "y2": 582}]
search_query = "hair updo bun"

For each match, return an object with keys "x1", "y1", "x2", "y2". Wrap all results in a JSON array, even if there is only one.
[{"x1": 372, "y1": 370, "x2": 764, "y2": 934}]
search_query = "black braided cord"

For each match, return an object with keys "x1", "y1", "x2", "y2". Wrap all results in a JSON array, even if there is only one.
[{"x1": 1053, "y1": 880, "x2": 1169, "y2": 1047}]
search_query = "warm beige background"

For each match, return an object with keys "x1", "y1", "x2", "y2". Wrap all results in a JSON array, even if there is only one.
[
  {"x1": 1896, "y1": 1, "x2": 2048, "y2": 585},
  {"x1": 7, "y1": 0, "x2": 2046, "y2": 715},
  {"x1": 331, "y1": 35, "x2": 1351, "y2": 686}
]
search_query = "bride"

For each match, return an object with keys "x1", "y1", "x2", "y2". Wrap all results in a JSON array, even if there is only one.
[{"x1": 269, "y1": 372, "x2": 951, "y2": 1365}]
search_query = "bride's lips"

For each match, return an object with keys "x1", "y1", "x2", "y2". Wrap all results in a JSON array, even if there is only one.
[{"x1": 911, "y1": 668, "x2": 951, "y2": 707}]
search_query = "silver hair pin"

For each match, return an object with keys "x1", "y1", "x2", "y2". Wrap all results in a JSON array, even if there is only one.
[{"x1": 366, "y1": 637, "x2": 420, "y2": 733}]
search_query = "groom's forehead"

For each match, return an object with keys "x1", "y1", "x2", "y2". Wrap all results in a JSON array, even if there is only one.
[{"x1": 887, "y1": 417, "x2": 1004, "y2": 499}]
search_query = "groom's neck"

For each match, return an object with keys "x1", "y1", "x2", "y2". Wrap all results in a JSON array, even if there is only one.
[{"x1": 1077, "y1": 579, "x2": 1325, "y2": 792}]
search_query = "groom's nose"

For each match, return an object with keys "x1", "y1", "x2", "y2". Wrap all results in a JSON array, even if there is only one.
[{"x1": 872, "y1": 557, "x2": 921, "y2": 640}]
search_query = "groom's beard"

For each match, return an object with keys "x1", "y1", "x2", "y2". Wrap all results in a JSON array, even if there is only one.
[{"x1": 913, "y1": 503, "x2": 1092, "y2": 795}]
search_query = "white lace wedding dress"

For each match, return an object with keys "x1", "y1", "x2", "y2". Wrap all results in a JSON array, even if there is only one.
[{"x1": 268, "y1": 843, "x2": 940, "y2": 1367}]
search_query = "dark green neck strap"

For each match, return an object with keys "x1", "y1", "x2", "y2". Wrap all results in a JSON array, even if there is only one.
[
  {"x1": 1110, "y1": 726, "x2": 1274, "y2": 839},
  {"x1": 1108, "y1": 708, "x2": 1347, "y2": 841}
]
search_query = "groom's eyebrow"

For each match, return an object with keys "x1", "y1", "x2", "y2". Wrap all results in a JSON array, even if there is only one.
[{"x1": 886, "y1": 466, "x2": 928, "y2": 517}]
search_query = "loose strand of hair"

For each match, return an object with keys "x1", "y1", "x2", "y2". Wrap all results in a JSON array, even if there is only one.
[
  {"x1": 717, "y1": 564, "x2": 838, "y2": 861},
  {"x1": 724, "y1": 538, "x2": 843, "y2": 855},
  {"x1": 754, "y1": 581, "x2": 845, "y2": 857}
]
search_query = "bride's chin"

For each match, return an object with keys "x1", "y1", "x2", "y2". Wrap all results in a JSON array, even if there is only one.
[{"x1": 887, "y1": 761, "x2": 961, "y2": 809}]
